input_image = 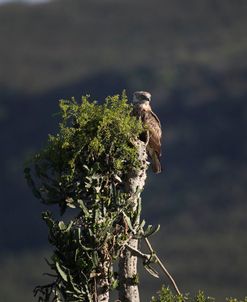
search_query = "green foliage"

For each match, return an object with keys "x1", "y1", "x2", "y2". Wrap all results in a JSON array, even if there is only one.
[
  {"x1": 25, "y1": 92, "x2": 143, "y2": 213},
  {"x1": 26, "y1": 93, "x2": 145, "y2": 301},
  {"x1": 151, "y1": 287, "x2": 247, "y2": 302},
  {"x1": 1, "y1": 0, "x2": 246, "y2": 93}
]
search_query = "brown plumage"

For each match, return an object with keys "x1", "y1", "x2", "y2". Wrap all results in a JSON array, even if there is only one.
[{"x1": 133, "y1": 91, "x2": 162, "y2": 173}]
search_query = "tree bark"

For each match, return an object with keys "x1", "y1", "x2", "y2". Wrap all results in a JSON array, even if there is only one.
[
  {"x1": 118, "y1": 140, "x2": 148, "y2": 302},
  {"x1": 97, "y1": 271, "x2": 110, "y2": 302}
]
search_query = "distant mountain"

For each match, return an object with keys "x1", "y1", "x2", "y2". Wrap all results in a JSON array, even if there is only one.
[
  {"x1": 0, "y1": 0, "x2": 51, "y2": 4},
  {"x1": 0, "y1": 1, "x2": 246, "y2": 301},
  {"x1": 0, "y1": 0, "x2": 246, "y2": 93}
]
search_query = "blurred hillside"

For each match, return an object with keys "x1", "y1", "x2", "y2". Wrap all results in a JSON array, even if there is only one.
[{"x1": 0, "y1": 0, "x2": 247, "y2": 301}]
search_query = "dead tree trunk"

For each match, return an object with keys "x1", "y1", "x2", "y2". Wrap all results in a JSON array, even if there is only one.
[
  {"x1": 97, "y1": 264, "x2": 110, "y2": 302},
  {"x1": 118, "y1": 140, "x2": 148, "y2": 302}
]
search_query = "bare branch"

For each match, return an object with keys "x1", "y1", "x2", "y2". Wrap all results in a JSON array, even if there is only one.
[
  {"x1": 125, "y1": 244, "x2": 151, "y2": 261},
  {"x1": 144, "y1": 237, "x2": 182, "y2": 296}
]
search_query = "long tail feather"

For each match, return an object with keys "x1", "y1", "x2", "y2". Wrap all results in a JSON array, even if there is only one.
[{"x1": 152, "y1": 152, "x2": 162, "y2": 174}]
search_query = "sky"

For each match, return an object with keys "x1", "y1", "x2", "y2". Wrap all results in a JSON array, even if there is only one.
[{"x1": 0, "y1": 0, "x2": 51, "y2": 3}]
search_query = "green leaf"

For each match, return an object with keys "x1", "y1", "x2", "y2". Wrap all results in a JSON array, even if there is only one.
[
  {"x1": 58, "y1": 221, "x2": 66, "y2": 231},
  {"x1": 143, "y1": 224, "x2": 160, "y2": 238},
  {"x1": 42, "y1": 211, "x2": 54, "y2": 228},
  {"x1": 77, "y1": 199, "x2": 90, "y2": 217},
  {"x1": 92, "y1": 251, "x2": 99, "y2": 267},
  {"x1": 122, "y1": 212, "x2": 135, "y2": 232},
  {"x1": 111, "y1": 279, "x2": 119, "y2": 289},
  {"x1": 55, "y1": 262, "x2": 68, "y2": 282},
  {"x1": 66, "y1": 197, "x2": 76, "y2": 208},
  {"x1": 139, "y1": 219, "x2": 146, "y2": 229},
  {"x1": 65, "y1": 220, "x2": 73, "y2": 232},
  {"x1": 76, "y1": 227, "x2": 81, "y2": 242},
  {"x1": 144, "y1": 264, "x2": 159, "y2": 278}
]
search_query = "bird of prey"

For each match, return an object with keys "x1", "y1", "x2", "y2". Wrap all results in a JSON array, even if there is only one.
[{"x1": 132, "y1": 91, "x2": 162, "y2": 173}]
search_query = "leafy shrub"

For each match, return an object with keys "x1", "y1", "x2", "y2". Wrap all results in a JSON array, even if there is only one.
[
  {"x1": 25, "y1": 93, "x2": 145, "y2": 301},
  {"x1": 151, "y1": 287, "x2": 247, "y2": 302}
]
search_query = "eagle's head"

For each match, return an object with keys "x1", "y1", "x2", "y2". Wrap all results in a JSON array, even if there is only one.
[{"x1": 133, "y1": 91, "x2": 151, "y2": 104}]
